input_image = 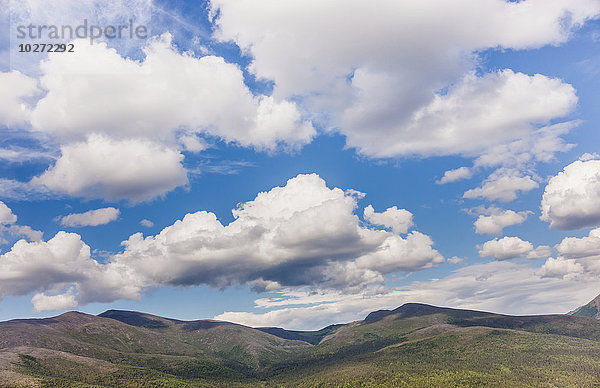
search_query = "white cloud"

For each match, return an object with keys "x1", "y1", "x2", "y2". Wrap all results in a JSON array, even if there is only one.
[
  {"x1": 210, "y1": 1, "x2": 587, "y2": 207},
  {"x1": 556, "y1": 227, "x2": 600, "y2": 259},
  {"x1": 474, "y1": 123, "x2": 578, "y2": 170},
  {"x1": 478, "y1": 236, "x2": 551, "y2": 261},
  {"x1": 461, "y1": 122, "x2": 578, "y2": 203},
  {"x1": 111, "y1": 174, "x2": 443, "y2": 291},
  {"x1": 32, "y1": 288, "x2": 78, "y2": 312},
  {"x1": 337, "y1": 69, "x2": 577, "y2": 158},
  {"x1": 215, "y1": 260, "x2": 600, "y2": 330},
  {"x1": 179, "y1": 135, "x2": 209, "y2": 153},
  {"x1": 464, "y1": 169, "x2": 538, "y2": 202},
  {"x1": 0, "y1": 201, "x2": 17, "y2": 225},
  {"x1": 541, "y1": 159, "x2": 600, "y2": 230},
  {"x1": 0, "y1": 231, "x2": 143, "y2": 307},
  {"x1": 537, "y1": 228, "x2": 600, "y2": 280},
  {"x1": 537, "y1": 257, "x2": 585, "y2": 279},
  {"x1": 526, "y1": 245, "x2": 553, "y2": 260},
  {"x1": 474, "y1": 209, "x2": 530, "y2": 235},
  {"x1": 31, "y1": 134, "x2": 188, "y2": 203},
  {"x1": 30, "y1": 35, "x2": 314, "y2": 151},
  {"x1": 0, "y1": 71, "x2": 39, "y2": 127},
  {"x1": 4, "y1": 225, "x2": 43, "y2": 242},
  {"x1": 140, "y1": 219, "x2": 154, "y2": 228},
  {"x1": 448, "y1": 256, "x2": 466, "y2": 264},
  {"x1": 0, "y1": 173, "x2": 443, "y2": 311},
  {"x1": 2, "y1": 1, "x2": 595, "y2": 206},
  {"x1": 59, "y1": 207, "x2": 120, "y2": 227},
  {"x1": 0, "y1": 232, "x2": 99, "y2": 297},
  {"x1": 211, "y1": 0, "x2": 592, "y2": 158},
  {"x1": 580, "y1": 152, "x2": 600, "y2": 161},
  {"x1": 0, "y1": 33, "x2": 314, "y2": 202},
  {"x1": 0, "y1": 202, "x2": 43, "y2": 243},
  {"x1": 437, "y1": 167, "x2": 472, "y2": 184},
  {"x1": 363, "y1": 205, "x2": 413, "y2": 234}
]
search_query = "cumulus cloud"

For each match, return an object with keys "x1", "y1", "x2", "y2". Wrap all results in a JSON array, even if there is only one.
[
  {"x1": 32, "y1": 288, "x2": 78, "y2": 312},
  {"x1": 112, "y1": 174, "x2": 443, "y2": 291},
  {"x1": 526, "y1": 245, "x2": 554, "y2": 260},
  {"x1": 464, "y1": 169, "x2": 538, "y2": 202},
  {"x1": 211, "y1": 0, "x2": 592, "y2": 159},
  {"x1": 0, "y1": 173, "x2": 443, "y2": 311},
  {"x1": 478, "y1": 236, "x2": 551, "y2": 261},
  {"x1": 541, "y1": 159, "x2": 600, "y2": 230},
  {"x1": 437, "y1": 167, "x2": 473, "y2": 184},
  {"x1": 0, "y1": 231, "x2": 143, "y2": 308},
  {"x1": 215, "y1": 260, "x2": 600, "y2": 330},
  {"x1": 537, "y1": 257, "x2": 585, "y2": 280},
  {"x1": 4, "y1": 225, "x2": 43, "y2": 242},
  {"x1": 473, "y1": 122, "x2": 578, "y2": 170},
  {"x1": 490, "y1": 226, "x2": 600, "y2": 286},
  {"x1": 556, "y1": 227, "x2": 600, "y2": 259},
  {"x1": 0, "y1": 201, "x2": 17, "y2": 225},
  {"x1": 345, "y1": 70, "x2": 577, "y2": 158},
  {"x1": 474, "y1": 209, "x2": 530, "y2": 235},
  {"x1": 140, "y1": 219, "x2": 154, "y2": 228},
  {"x1": 0, "y1": 201, "x2": 43, "y2": 243},
  {"x1": 30, "y1": 35, "x2": 314, "y2": 151},
  {"x1": 335, "y1": 69, "x2": 578, "y2": 159},
  {"x1": 0, "y1": 33, "x2": 315, "y2": 202},
  {"x1": 31, "y1": 135, "x2": 188, "y2": 203},
  {"x1": 363, "y1": 205, "x2": 413, "y2": 234},
  {"x1": 461, "y1": 122, "x2": 578, "y2": 202},
  {"x1": 443, "y1": 123, "x2": 577, "y2": 203},
  {"x1": 536, "y1": 228, "x2": 600, "y2": 280},
  {"x1": 59, "y1": 207, "x2": 120, "y2": 227},
  {"x1": 0, "y1": 71, "x2": 39, "y2": 127},
  {"x1": 580, "y1": 152, "x2": 600, "y2": 161},
  {"x1": 447, "y1": 256, "x2": 466, "y2": 264},
  {"x1": 211, "y1": 1, "x2": 589, "y2": 206},
  {"x1": 2, "y1": 1, "x2": 596, "y2": 205},
  {"x1": 0, "y1": 232, "x2": 104, "y2": 297},
  {"x1": 179, "y1": 135, "x2": 209, "y2": 153}
]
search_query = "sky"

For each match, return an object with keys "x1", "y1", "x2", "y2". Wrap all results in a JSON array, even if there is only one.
[{"x1": 0, "y1": 0, "x2": 600, "y2": 330}]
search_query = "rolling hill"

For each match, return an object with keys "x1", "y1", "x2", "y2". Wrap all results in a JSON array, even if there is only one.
[{"x1": 2, "y1": 301, "x2": 600, "y2": 387}]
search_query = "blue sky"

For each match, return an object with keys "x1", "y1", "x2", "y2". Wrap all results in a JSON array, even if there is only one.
[{"x1": 1, "y1": 0, "x2": 600, "y2": 329}]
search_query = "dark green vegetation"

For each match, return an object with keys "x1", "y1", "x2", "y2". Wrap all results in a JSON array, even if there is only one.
[{"x1": 2, "y1": 299, "x2": 600, "y2": 387}]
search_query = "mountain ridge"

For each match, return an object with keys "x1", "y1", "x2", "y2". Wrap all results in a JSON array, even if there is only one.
[
  {"x1": 3, "y1": 301, "x2": 600, "y2": 386},
  {"x1": 569, "y1": 294, "x2": 600, "y2": 319}
]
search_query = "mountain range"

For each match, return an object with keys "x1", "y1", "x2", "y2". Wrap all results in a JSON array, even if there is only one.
[{"x1": 1, "y1": 296, "x2": 600, "y2": 387}]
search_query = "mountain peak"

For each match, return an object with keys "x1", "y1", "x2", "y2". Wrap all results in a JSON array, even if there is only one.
[
  {"x1": 363, "y1": 303, "x2": 446, "y2": 324},
  {"x1": 569, "y1": 294, "x2": 600, "y2": 319},
  {"x1": 363, "y1": 303, "x2": 494, "y2": 324},
  {"x1": 98, "y1": 309, "x2": 175, "y2": 328}
]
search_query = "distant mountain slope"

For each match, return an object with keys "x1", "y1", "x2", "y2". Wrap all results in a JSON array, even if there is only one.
[
  {"x1": 363, "y1": 302, "x2": 491, "y2": 324},
  {"x1": 569, "y1": 294, "x2": 600, "y2": 319},
  {"x1": 0, "y1": 310, "x2": 310, "y2": 376},
  {"x1": 256, "y1": 324, "x2": 343, "y2": 345},
  {"x1": 98, "y1": 309, "x2": 181, "y2": 328},
  {"x1": 2, "y1": 304, "x2": 600, "y2": 387},
  {"x1": 358, "y1": 302, "x2": 600, "y2": 341}
]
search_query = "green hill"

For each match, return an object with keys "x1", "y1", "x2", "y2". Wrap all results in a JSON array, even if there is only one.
[{"x1": 2, "y1": 303, "x2": 600, "y2": 387}]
